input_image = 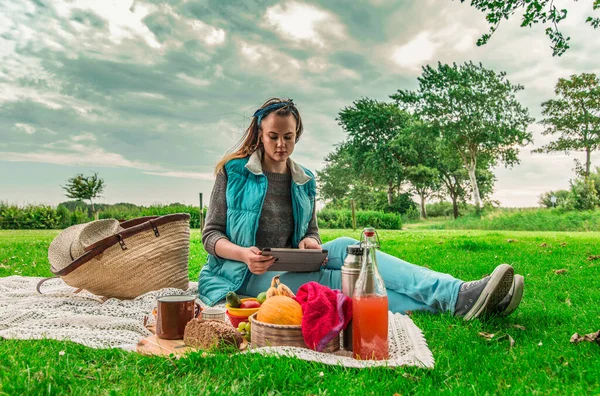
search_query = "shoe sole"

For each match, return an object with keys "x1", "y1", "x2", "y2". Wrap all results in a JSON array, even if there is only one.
[
  {"x1": 464, "y1": 264, "x2": 514, "y2": 321},
  {"x1": 501, "y1": 274, "x2": 524, "y2": 316}
]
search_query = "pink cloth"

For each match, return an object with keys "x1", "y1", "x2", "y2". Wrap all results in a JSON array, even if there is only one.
[{"x1": 295, "y1": 282, "x2": 352, "y2": 352}]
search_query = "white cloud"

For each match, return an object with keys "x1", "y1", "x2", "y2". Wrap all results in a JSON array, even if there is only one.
[
  {"x1": 236, "y1": 42, "x2": 359, "y2": 85},
  {"x1": 509, "y1": 64, "x2": 576, "y2": 94},
  {"x1": 72, "y1": 133, "x2": 97, "y2": 142},
  {"x1": 263, "y1": 1, "x2": 346, "y2": 47},
  {"x1": 54, "y1": 0, "x2": 161, "y2": 49},
  {"x1": 391, "y1": 32, "x2": 438, "y2": 70},
  {"x1": 304, "y1": 57, "x2": 360, "y2": 80},
  {"x1": 239, "y1": 42, "x2": 263, "y2": 62},
  {"x1": 130, "y1": 92, "x2": 167, "y2": 100},
  {"x1": 15, "y1": 123, "x2": 36, "y2": 135},
  {"x1": 176, "y1": 73, "x2": 211, "y2": 87},
  {"x1": 1, "y1": 134, "x2": 161, "y2": 170},
  {"x1": 214, "y1": 65, "x2": 225, "y2": 79},
  {"x1": 189, "y1": 20, "x2": 226, "y2": 46},
  {"x1": 434, "y1": 24, "x2": 479, "y2": 53},
  {"x1": 337, "y1": 68, "x2": 361, "y2": 80},
  {"x1": 143, "y1": 171, "x2": 214, "y2": 180},
  {"x1": 306, "y1": 57, "x2": 329, "y2": 73},
  {"x1": 491, "y1": 150, "x2": 598, "y2": 207},
  {"x1": 0, "y1": 149, "x2": 160, "y2": 170},
  {"x1": 368, "y1": 0, "x2": 397, "y2": 5}
]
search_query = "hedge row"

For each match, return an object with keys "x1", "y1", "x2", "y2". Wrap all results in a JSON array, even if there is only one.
[
  {"x1": 97, "y1": 204, "x2": 207, "y2": 229},
  {"x1": 1, "y1": 203, "x2": 402, "y2": 230},
  {"x1": 317, "y1": 209, "x2": 402, "y2": 230},
  {"x1": 0, "y1": 203, "x2": 206, "y2": 229}
]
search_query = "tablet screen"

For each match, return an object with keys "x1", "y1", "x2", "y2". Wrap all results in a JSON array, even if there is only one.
[{"x1": 262, "y1": 248, "x2": 328, "y2": 272}]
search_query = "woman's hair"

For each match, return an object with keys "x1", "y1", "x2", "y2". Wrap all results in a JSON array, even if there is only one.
[{"x1": 214, "y1": 97, "x2": 303, "y2": 175}]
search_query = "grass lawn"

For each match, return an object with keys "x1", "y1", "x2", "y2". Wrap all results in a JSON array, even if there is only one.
[{"x1": 1, "y1": 229, "x2": 599, "y2": 395}]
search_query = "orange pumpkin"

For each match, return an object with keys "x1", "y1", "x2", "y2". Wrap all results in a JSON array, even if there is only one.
[{"x1": 256, "y1": 295, "x2": 303, "y2": 325}]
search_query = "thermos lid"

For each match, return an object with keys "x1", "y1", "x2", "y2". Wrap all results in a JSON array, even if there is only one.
[{"x1": 346, "y1": 245, "x2": 364, "y2": 256}]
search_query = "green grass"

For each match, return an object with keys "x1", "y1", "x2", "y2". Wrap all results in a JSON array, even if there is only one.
[
  {"x1": 419, "y1": 208, "x2": 600, "y2": 232},
  {"x1": 1, "y1": 229, "x2": 599, "y2": 395}
]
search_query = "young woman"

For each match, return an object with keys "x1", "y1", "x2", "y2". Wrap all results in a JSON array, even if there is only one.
[{"x1": 198, "y1": 98, "x2": 524, "y2": 320}]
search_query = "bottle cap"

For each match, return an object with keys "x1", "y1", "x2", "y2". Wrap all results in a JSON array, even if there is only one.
[
  {"x1": 346, "y1": 245, "x2": 364, "y2": 256},
  {"x1": 363, "y1": 227, "x2": 375, "y2": 237}
]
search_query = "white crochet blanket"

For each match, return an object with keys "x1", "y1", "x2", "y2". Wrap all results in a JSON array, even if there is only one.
[{"x1": 0, "y1": 276, "x2": 434, "y2": 369}]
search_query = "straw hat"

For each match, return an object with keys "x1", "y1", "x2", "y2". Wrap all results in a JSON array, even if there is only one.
[
  {"x1": 48, "y1": 219, "x2": 124, "y2": 272},
  {"x1": 43, "y1": 214, "x2": 191, "y2": 299}
]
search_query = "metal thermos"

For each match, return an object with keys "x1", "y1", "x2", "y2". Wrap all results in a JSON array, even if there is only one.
[{"x1": 341, "y1": 245, "x2": 363, "y2": 351}]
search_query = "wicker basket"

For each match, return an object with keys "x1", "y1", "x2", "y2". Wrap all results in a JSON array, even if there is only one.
[
  {"x1": 249, "y1": 313, "x2": 340, "y2": 353},
  {"x1": 45, "y1": 214, "x2": 190, "y2": 299}
]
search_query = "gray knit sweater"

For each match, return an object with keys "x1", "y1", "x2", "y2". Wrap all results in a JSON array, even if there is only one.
[{"x1": 202, "y1": 169, "x2": 321, "y2": 256}]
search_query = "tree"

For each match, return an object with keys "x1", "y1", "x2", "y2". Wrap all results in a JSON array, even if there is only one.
[
  {"x1": 337, "y1": 99, "x2": 413, "y2": 205},
  {"x1": 459, "y1": 0, "x2": 600, "y2": 56},
  {"x1": 405, "y1": 165, "x2": 440, "y2": 219},
  {"x1": 397, "y1": 121, "x2": 441, "y2": 219},
  {"x1": 62, "y1": 173, "x2": 105, "y2": 213},
  {"x1": 434, "y1": 142, "x2": 472, "y2": 219},
  {"x1": 533, "y1": 73, "x2": 600, "y2": 179},
  {"x1": 316, "y1": 144, "x2": 354, "y2": 205},
  {"x1": 392, "y1": 62, "x2": 534, "y2": 208}
]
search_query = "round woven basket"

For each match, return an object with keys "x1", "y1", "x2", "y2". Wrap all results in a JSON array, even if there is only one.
[
  {"x1": 249, "y1": 313, "x2": 340, "y2": 353},
  {"x1": 226, "y1": 311, "x2": 249, "y2": 328},
  {"x1": 52, "y1": 214, "x2": 190, "y2": 299}
]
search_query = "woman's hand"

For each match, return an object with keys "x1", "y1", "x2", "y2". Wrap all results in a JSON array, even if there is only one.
[
  {"x1": 299, "y1": 237, "x2": 322, "y2": 250},
  {"x1": 298, "y1": 238, "x2": 323, "y2": 249},
  {"x1": 243, "y1": 246, "x2": 276, "y2": 275},
  {"x1": 299, "y1": 238, "x2": 327, "y2": 267}
]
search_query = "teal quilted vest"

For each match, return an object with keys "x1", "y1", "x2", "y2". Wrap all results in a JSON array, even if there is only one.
[{"x1": 198, "y1": 151, "x2": 316, "y2": 306}]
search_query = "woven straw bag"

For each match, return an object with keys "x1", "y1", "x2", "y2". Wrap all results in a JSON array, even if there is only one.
[{"x1": 40, "y1": 214, "x2": 191, "y2": 299}]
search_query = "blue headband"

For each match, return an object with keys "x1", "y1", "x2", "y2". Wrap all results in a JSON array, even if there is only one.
[{"x1": 253, "y1": 100, "x2": 295, "y2": 126}]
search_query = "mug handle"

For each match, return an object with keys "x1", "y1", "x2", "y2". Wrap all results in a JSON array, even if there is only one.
[
  {"x1": 194, "y1": 302, "x2": 202, "y2": 318},
  {"x1": 143, "y1": 307, "x2": 158, "y2": 328}
]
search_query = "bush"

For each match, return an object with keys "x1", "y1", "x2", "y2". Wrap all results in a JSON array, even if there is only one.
[
  {"x1": 0, "y1": 203, "x2": 68, "y2": 229},
  {"x1": 539, "y1": 190, "x2": 571, "y2": 208},
  {"x1": 317, "y1": 209, "x2": 402, "y2": 229},
  {"x1": 425, "y1": 201, "x2": 454, "y2": 217},
  {"x1": 401, "y1": 207, "x2": 421, "y2": 223},
  {"x1": 71, "y1": 208, "x2": 91, "y2": 226},
  {"x1": 569, "y1": 178, "x2": 599, "y2": 210},
  {"x1": 425, "y1": 207, "x2": 600, "y2": 232},
  {"x1": 373, "y1": 192, "x2": 417, "y2": 214},
  {"x1": 0, "y1": 201, "x2": 207, "y2": 229},
  {"x1": 322, "y1": 192, "x2": 417, "y2": 215},
  {"x1": 56, "y1": 204, "x2": 72, "y2": 229}
]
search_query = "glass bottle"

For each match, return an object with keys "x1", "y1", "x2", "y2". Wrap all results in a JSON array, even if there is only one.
[{"x1": 352, "y1": 227, "x2": 389, "y2": 360}]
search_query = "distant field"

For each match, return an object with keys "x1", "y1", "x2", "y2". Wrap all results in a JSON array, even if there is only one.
[
  {"x1": 1, "y1": 229, "x2": 599, "y2": 395},
  {"x1": 416, "y1": 208, "x2": 600, "y2": 232}
]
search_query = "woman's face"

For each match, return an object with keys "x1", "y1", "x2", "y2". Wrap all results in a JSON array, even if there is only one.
[{"x1": 260, "y1": 113, "x2": 297, "y2": 165}]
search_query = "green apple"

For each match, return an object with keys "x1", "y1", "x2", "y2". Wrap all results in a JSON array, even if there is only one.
[{"x1": 256, "y1": 292, "x2": 267, "y2": 304}]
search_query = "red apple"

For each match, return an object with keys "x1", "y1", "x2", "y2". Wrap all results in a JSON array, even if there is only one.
[{"x1": 240, "y1": 300, "x2": 261, "y2": 309}]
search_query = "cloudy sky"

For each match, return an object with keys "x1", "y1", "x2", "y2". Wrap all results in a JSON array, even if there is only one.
[{"x1": 1, "y1": 0, "x2": 599, "y2": 208}]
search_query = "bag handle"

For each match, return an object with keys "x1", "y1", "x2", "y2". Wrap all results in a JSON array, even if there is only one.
[
  {"x1": 36, "y1": 276, "x2": 59, "y2": 294},
  {"x1": 119, "y1": 216, "x2": 160, "y2": 229},
  {"x1": 36, "y1": 276, "x2": 82, "y2": 295}
]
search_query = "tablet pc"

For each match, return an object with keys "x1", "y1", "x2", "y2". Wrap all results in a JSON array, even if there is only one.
[{"x1": 262, "y1": 248, "x2": 328, "y2": 272}]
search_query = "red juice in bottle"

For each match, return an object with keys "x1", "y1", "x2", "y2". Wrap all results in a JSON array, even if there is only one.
[
  {"x1": 352, "y1": 295, "x2": 389, "y2": 360},
  {"x1": 352, "y1": 227, "x2": 389, "y2": 360}
]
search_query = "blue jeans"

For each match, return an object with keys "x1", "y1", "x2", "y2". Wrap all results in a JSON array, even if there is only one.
[{"x1": 237, "y1": 237, "x2": 462, "y2": 314}]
